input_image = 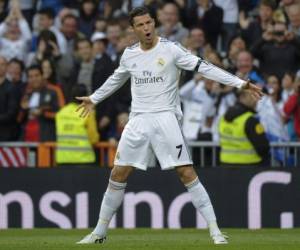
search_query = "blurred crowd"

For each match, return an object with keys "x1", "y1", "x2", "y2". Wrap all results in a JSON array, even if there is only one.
[{"x1": 0, "y1": 0, "x2": 300, "y2": 149}]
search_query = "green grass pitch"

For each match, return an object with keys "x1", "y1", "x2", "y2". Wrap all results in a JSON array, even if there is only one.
[{"x1": 0, "y1": 228, "x2": 299, "y2": 250}]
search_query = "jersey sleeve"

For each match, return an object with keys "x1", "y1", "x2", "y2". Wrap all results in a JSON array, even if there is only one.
[
  {"x1": 172, "y1": 42, "x2": 246, "y2": 88},
  {"x1": 196, "y1": 60, "x2": 246, "y2": 88},
  {"x1": 90, "y1": 52, "x2": 130, "y2": 104},
  {"x1": 172, "y1": 42, "x2": 199, "y2": 71}
]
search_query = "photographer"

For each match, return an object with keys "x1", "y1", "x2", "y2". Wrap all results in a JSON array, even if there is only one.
[
  {"x1": 284, "y1": 77, "x2": 300, "y2": 140},
  {"x1": 251, "y1": 21, "x2": 300, "y2": 79}
]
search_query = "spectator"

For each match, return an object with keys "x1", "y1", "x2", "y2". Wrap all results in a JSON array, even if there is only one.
[
  {"x1": 115, "y1": 27, "x2": 138, "y2": 54},
  {"x1": 180, "y1": 73, "x2": 216, "y2": 140},
  {"x1": 0, "y1": 0, "x2": 7, "y2": 23},
  {"x1": 7, "y1": 58, "x2": 26, "y2": 103},
  {"x1": 79, "y1": 0, "x2": 98, "y2": 39},
  {"x1": 281, "y1": 72, "x2": 297, "y2": 141},
  {"x1": 54, "y1": 7, "x2": 78, "y2": 30},
  {"x1": 33, "y1": 7, "x2": 67, "y2": 54},
  {"x1": 285, "y1": 3, "x2": 300, "y2": 39},
  {"x1": 187, "y1": 0, "x2": 223, "y2": 48},
  {"x1": 239, "y1": 0, "x2": 276, "y2": 47},
  {"x1": 94, "y1": 17, "x2": 107, "y2": 33},
  {"x1": 70, "y1": 38, "x2": 95, "y2": 95},
  {"x1": 18, "y1": 65, "x2": 59, "y2": 142},
  {"x1": 91, "y1": 32, "x2": 116, "y2": 129},
  {"x1": 235, "y1": 50, "x2": 265, "y2": 86},
  {"x1": 8, "y1": 0, "x2": 35, "y2": 26},
  {"x1": 219, "y1": 89, "x2": 270, "y2": 166},
  {"x1": 223, "y1": 36, "x2": 247, "y2": 71},
  {"x1": 55, "y1": 84, "x2": 99, "y2": 165},
  {"x1": 185, "y1": 27, "x2": 212, "y2": 58},
  {"x1": 91, "y1": 32, "x2": 115, "y2": 92},
  {"x1": 257, "y1": 75, "x2": 288, "y2": 142},
  {"x1": 182, "y1": 27, "x2": 212, "y2": 83},
  {"x1": 282, "y1": 72, "x2": 296, "y2": 102},
  {"x1": 41, "y1": 58, "x2": 65, "y2": 107},
  {"x1": 106, "y1": 22, "x2": 122, "y2": 62},
  {"x1": 157, "y1": 2, "x2": 189, "y2": 43},
  {"x1": 101, "y1": 0, "x2": 122, "y2": 19},
  {"x1": 36, "y1": 0, "x2": 63, "y2": 16},
  {"x1": 284, "y1": 77, "x2": 300, "y2": 140},
  {"x1": 0, "y1": 56, "x2": 19, "y2": 141},
  {"x1": 214, "y1": 0, "x2": 239, "y2": 51},
  {"x1": 251, "y1": 21, "x2": 300, "y2": 79},
  {"x1": 28, "y1": 30, "x2": 61, "y2": 65},
  {"x1": 60, "y1": 14, "x2": 85, "y2": 53},
  {"x1": 56, "y1": 14, "x2": 85, "y2": 91},
  {"x1": 0, "y1": 1, "x2": 32, "y2": 62}
]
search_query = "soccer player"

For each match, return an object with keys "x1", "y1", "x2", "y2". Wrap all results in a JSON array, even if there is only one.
[{"x1": 76, "y1": 6, "x2": 263, "y2": 245}]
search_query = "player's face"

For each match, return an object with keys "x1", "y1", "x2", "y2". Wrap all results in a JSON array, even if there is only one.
[{"x1": 132, "y1": 14, "x2": 155, "y2": 45}]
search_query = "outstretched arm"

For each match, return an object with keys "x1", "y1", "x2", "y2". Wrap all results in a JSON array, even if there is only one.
[
  {"x1": 172, "y1": 42, "x2": 263, "y2": 100},
  {"x1": 196, "y1": 59, "x2": 263, "y2": 99}
]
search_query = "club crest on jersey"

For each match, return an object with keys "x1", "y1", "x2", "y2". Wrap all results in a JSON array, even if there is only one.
[{"x1": 157, "y1": 58, "x2": 165, "y2": 66}]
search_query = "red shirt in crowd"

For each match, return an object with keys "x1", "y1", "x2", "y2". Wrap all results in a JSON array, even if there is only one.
[{"x1": 284, "y1": 93, "x2": 300, "y2": 139}]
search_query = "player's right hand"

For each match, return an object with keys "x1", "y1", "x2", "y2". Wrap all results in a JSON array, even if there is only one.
[
  {"x1": 242, "y1": 80, "x2": 264, "y2": 101},
  {"x1": 75, "y1": 96, "x2": 95, "y2": 118}
]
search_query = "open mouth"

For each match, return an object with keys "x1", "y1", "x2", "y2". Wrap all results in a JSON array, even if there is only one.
[{"x1": 145, "y1": 33, "x2": 151, "y2": 38}]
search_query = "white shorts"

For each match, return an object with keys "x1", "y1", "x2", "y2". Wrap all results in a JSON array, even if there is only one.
[{"x1": 114, "y1": 111, "x2": 193, "y2": 170}]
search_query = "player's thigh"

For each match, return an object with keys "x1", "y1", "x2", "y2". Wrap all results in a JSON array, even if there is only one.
[
  {"x1": 114, "y1": 115, "x2": 153, "y2": 170},
  {"x1": 151, "y1": 112, "x2": 192, "y2": 169}
]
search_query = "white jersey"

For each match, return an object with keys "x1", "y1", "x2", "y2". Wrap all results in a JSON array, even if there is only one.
[{"x1": 90, "y1": 37, "x2": 245, "y2": 114}]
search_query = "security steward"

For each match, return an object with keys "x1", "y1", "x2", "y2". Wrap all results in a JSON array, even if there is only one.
[
  {"x1": 219, "y1": 89, "x2": 269, "y2": 166},
  {"x1": 55, "y1": 84, "x2": 99, "y2": 165}
]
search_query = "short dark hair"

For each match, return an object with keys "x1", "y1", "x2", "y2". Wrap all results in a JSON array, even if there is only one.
[
  {"x1": 37, "y1": 30, "x2": 57, "y2": 45},
  {"x1": 61, "y1": 13, "x2": 78, "y2": 24},
  {"x1": 38, "y1": 8, "x2": 55, "y2": 19},
  {"x1": 26, "y1": 65, "x2": 43, "y2": 75},
  {"x1": 75, "y1": 38, "x2": 91, "y2": 50},
  {"x1": 129, "y1": 6, "x2": 152, "y2": 26},
  {"x1": 71, "y1": 84, "x2": 87, "y2": 103},
  {"x1": 260, "y1": 0, "x2": 277, "y2": 10},
  {"x1": 9, "y1": 58, "x2": 25, "y2": 71}
]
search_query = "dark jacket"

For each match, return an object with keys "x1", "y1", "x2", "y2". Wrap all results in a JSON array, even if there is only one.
[
  {"x1": 241, "y1": 20, "x2": 264, "y2": 47},
  {"x1": 251, "y1": 38, "x2": 300, "y2": 79},
  {"x1": 223, "y1": 102, "x2": 270, "y2": 165},
  {"x1": 69, "y1": 53, "x2": 114, "y2": 94},
  {"x1": 19, "y1": 86, "x2": 59, "y2": 142},
  {"x1": 0, "y1": 79, "x2": 19, "y2": 141},
  {"x1": 187, "y1": 3, "x2": 223, "y2": 48}
]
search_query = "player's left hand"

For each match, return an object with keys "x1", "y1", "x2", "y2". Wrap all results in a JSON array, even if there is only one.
[
  {"x1": 242, "y1": 80, "x2": 264, "y2": 100},
  {"x1": 75, "y1": 96, "x2": 95, "y2": 118}
]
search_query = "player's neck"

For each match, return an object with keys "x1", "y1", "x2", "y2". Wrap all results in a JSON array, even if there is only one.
[{"x1": 140, "y1": 36, "x2": 159, "y2": 51}]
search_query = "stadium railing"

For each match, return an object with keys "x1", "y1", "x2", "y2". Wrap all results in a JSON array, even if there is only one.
[
  {"x1": 0, "y1": 141, "x2": 116, "y2": 168},
  {"x1": 0, "y1": 141, "x2": 299, "y2": 167},
  {"x1": 188, "y1": 141, "x2": 300, "y2": 167}
]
